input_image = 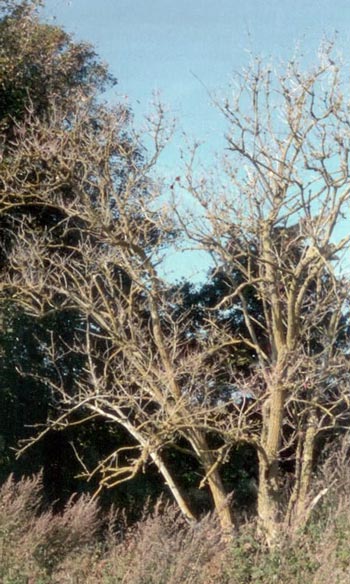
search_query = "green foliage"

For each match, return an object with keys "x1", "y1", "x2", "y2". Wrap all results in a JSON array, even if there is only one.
[
  {"x1": 0, "y1": 0, "x2": 136, "y2": 272},
  {"x1": 0, "y1": 0, "x2": 154, "y2": 509},
  {"x1": 222, "y1": 529, "x2": 319, "y2": 584},
  {"x1": 1, "y1": 2, "x2": 349, "y2": 541},
  {"x1": 0, "y1": 0, "x2": 176, "y2": 519},
  {"x1": 0, "y1": 303, "x2": 53, "y2": 482},
  {"x1": 0, "y1": 0, "x2": 114, "y2": 134}
]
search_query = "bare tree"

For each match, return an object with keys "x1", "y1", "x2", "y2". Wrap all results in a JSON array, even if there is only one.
[
  {"x1": 1, "y1": 0, "x2": 239, "y2": 536},
  {"x1": 178, "y1": 42, "x2": 350, "y2": 543},
  {"x1": 1, "y1": 88, "x2": 242, "y2": 533},
  {"x1": 3, "y1": 21, "x2": 350, "y2": 545}
]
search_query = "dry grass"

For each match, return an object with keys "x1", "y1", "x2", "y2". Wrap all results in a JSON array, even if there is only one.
[
  {"x1": 1, "y1": 449, "x2": 350, "y2": 583},
  {"x1": 0, "y1": 473, "x2": 102, "y2": 583}
]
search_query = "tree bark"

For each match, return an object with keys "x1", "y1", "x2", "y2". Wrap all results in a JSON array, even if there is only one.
[
  {"x1": 257, "y1": 383, "x2": 286, "y2": 544},
  {"x1": 287, "y1": 409, "x2": 317, "y2": 530},
  {"x1": 257, "y1": 454, "x2": 281, "y2": 545},
  {"x1": 207, "y1": 468, "x2": 234, "y2": 535},
  {"x1": 189, "y1": 430, "x2": 235, "y2": 534},
  {"x1": 149, "y1": 450, "x2": 196, "y2": 522}
]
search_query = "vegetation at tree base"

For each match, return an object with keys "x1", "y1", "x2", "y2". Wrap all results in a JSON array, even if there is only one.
[
  {"x1": 1, "y1": 0, "x2": 350, "y2": 565},
  {"x1": 1, "y1": 452, "x2": 350, "y2": 583}
]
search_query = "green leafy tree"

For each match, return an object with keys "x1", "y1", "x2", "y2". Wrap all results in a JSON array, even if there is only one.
[{"x1": 0, "y1": 0, "x2": 113, "y2": 132}]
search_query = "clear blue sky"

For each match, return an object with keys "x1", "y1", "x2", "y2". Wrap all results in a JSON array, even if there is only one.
[
  {"x1": 42, "y1": 0, "x2": 350, "y2": 160},
  {"x1": 42, "y1": 0, "x2": 350, "y2": 281}
]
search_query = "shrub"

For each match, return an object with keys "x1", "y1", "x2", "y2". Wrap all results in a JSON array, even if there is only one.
[
  {"x1": 0, "y1": 473, "x2": 101, "y2": 583},
  {"x1": 1, "y1": 467, "x2": 350, "y2": 583}
]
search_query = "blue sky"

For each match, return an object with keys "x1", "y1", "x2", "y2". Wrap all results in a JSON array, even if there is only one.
[
  {"x1": 42, "y1": 0, "x2": 350, "y2": 281},
  {"x1": 42, "y1": 0, "x2": 350, "y2": 160}
]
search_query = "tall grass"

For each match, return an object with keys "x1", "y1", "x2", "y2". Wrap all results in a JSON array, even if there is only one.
[
  {"x1": 0, "y1": 473, "x2": 102, "y2": 583},
  {"x1": 1, "y1": 454, "x2": 350, "y2": 583}
]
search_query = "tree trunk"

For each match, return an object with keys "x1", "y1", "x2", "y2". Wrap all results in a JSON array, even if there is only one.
[
  {"x1": 189, "y1": 430, "x2": 235, "y2": 534},
  {"x1": 257, "y1": 454, "x2": 281, "y2": 545},
  {"x1": 149, "y1": 449, "x2": 196, "y2": 522},
  {"x1": 295, "y1": 411, "x2": 317, "y2": 518},
  {"x1": 286, "y1": 409, "x2": 317, "y2": 530},
  {"x1": 257, "y1": 384, "x2": 285, "y2": 545},
  {"x1": 207, "y1": 467, "x2": 234, "y2": 534}
]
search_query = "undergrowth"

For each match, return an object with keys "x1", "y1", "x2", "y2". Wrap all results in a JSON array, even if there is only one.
[{"x1": 1, "y1": 466, "x2": 350, "y2": 583}]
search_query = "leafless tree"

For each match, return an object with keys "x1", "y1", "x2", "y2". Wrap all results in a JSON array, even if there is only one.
[
  {"x1": 1, "y1": 92, "x2": 241, "y2": 533},
  {"x1": 177, "y1": 42, "x2": 350, "y2": 543},
  {"x1": 3, "y1": 30, "x2": 350, "y2": 545}
]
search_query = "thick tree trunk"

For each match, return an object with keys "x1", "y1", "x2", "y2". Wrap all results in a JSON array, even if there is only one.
[
  {"x1": 207, "y1": 468, "x2": 234, "y2": 534},
  {"x1": 257, "y1": 455, "x2": 281, "y2": 545},
  {"x1": 189, "y1": 430, "x2": 235, "y2": 534},
  {"x1": 295, "y1": 415, "x2": 317, "y2": 520},
  {"x1": 257, "y1": 384, "x2": 285, "y2": 545}
]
